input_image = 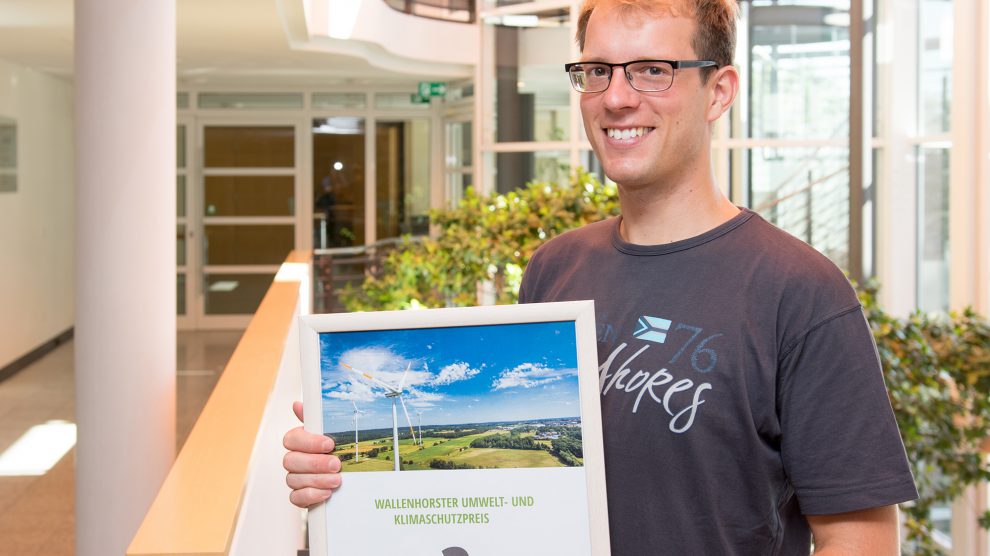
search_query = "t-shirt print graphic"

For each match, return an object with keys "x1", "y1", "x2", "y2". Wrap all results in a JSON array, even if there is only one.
[{"x1": 599, "y1": 314, "x2": 720, "y2": 433}]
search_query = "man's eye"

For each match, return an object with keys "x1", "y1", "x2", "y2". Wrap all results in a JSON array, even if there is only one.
[
  {"x1": 588, "y1": 66, "x2": 609, "y2": 78},
  {"x1": 644, "y1": 65, "x2": 669, "y2": 76}
]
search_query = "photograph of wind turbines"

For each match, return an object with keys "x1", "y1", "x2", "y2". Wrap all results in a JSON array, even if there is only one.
[{"x1": 319, "y1": 321, "x2": 584, "y2": 472}]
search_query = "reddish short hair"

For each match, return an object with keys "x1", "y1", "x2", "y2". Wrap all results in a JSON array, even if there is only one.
[{"x1": 575, "y1": 0, "x2": 738, "y2": 81}]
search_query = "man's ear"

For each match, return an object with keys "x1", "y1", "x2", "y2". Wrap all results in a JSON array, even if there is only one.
[{"x1": 707, "y1": 64, "x2": 739, "y2": 123}]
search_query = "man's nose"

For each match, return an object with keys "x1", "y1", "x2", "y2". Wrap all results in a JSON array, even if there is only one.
[{"x1": 602, "y1": 69, "x2": 641, "y2": 110}]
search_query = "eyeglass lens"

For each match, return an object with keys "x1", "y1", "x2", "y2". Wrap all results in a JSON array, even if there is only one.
[{"x1": 569, "y1": 61, "x2": 675, "y2": 92}]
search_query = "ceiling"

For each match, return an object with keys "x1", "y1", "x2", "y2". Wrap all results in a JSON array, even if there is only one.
[{"x1": 0, "y1": 0, "x2": 457, "y2": 88}]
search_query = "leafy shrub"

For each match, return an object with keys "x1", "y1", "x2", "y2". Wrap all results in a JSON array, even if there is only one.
[{"x1": 340, "y1": 169, "x2": 619, "y2": 310}]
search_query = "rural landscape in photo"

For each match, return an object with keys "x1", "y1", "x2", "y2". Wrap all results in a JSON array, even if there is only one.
[{"x1": 319, "y1": 321, "x2": 584, "y2": 472}]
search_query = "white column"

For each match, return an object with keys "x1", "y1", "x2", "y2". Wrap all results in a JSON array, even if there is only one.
[
  {"x1": 948, "y1": 0, "x2": 980, "y2": 311},
  {"x1": 875, "y1": 0, "x2": 919, "y2": 317},
  {"x1": 74, "y1": 1, "x2": 176, "y2": 555}
]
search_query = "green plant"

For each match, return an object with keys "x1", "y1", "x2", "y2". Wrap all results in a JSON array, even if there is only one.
[
  {"x1": 342, "y1": 171, "x2": 990, "y2": 554},
  {"x1": 340, "y1": 169, "x2": 619, "y2": 310},
  {"x1": 861, "y1": 283, "x2": 990, "y2": 555}
]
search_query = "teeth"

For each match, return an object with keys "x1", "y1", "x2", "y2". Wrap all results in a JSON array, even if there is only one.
[{"x1": 607, "y1": 127, "x2": 650, "y2": 139}]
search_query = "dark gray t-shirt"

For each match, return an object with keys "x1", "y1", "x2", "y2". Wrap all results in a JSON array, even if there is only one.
[{"x1": 519, "y1": 209, "x2": 917, "y2": 555}]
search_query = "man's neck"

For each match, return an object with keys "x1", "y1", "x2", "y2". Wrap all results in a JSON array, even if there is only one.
[{"x1": 617, "y1": 176, "x2": 740, "y2": 245}]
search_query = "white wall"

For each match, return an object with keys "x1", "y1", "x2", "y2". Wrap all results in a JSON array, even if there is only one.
[{"x1": 0, "y1": 58, "x2": 74, "y2": 369}]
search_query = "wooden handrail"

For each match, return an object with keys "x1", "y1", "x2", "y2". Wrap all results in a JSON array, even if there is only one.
[{"x1": 128, "y1": 251, "x2": 311, "y2": 556}]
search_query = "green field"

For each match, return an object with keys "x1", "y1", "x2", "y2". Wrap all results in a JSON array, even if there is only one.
[{"x1": 336, "y1": 430, "x2": 569, "y2": 472}]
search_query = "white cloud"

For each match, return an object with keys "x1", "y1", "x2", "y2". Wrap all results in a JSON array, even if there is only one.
[
  {"x1": 333, "y1": 346, "x2": 432, "y2": 394},
  {"x1": 491, "y1": 363, "x2": 577, "y2": 391},
  {"x1": 406, "y1": 387, "x2": 443, "y2": 403},
  {"x1": 431, "y1": 362, "x2": 480, "y2": 386}
]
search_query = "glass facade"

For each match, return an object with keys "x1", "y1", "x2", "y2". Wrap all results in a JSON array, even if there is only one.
[
  {"x1": 164, "y1": 0, "x2": 984, "y2": 331},
  {"x1": 197, "y1": 92, "x2": 304, "y2": 110},
  {"x1": 488, "y1": 9, "x2": 572, "y2": 144},
  {"x1": 313, "y1": 93, "x2": 366, "y2": 110},
  {"x1": 748, "y1": 146, "x2": 850, "y2": 266},
  {"x1": 917, "y1": 146, "x2": 950, "y2": 312},
  {"x1": 747, "y1": 2, "x2": 851, "y2": 140},
  {"x1": 918, "y1": 0, "x2": 953, "y2": 135}
]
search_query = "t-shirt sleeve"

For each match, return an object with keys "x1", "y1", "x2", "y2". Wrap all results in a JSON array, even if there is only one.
[
  {"x1": 777, "y1": 305, "x2": 918, "y2": 515},
  {"x1": 518, "y1": 248, "x2": 545, "y2": 304}
]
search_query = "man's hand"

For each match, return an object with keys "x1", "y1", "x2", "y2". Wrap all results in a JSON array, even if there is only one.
[
  {"x1": 283, "y1": 401, "x2": 342, "y2": 508},
  {"x1": 808, "y1": 505, "x2": 900, "y2": 555}
]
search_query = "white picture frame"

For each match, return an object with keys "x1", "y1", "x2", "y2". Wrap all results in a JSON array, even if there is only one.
[{"x1": 298, "y1": 301, "x2": 610, "y2": 556}]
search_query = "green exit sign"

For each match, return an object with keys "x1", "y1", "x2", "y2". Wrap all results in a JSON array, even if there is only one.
[{"x1": 417, "y1": 81, "x2": 447, "y2": 98}]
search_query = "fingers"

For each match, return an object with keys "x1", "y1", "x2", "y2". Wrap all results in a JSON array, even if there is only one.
[
  {"x1": 286, "y1": 472, "x2": 342, "y2": 491},
  {"x1": 283, "y1": 426, "x2": 335, "y2": 453},
  {"x1": 289, "y1": 487, "x2": 335, "y2": 509},
  {"x1": 283, "y1": 451, "x2": 341, "y2": 475},
  {"x1": 284, "y1": 402, "x2": 342, "y2": 509}
]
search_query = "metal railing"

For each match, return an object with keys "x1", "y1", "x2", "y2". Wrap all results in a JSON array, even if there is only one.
[
  {"x1": 381, "y1": 0, "x2": 475, "y2": 23},
  {"x1": 753, "y1": 164, "x2": 851, "y2": 268},
  {"x1": 313, "y1": 237, "x2": 423, "y2": 313}
]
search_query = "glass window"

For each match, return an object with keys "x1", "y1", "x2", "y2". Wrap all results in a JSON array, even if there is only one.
[
  {"x1": 204, "y1": 126, "x2": 295, "y2": 168},
  {"x1": 917, "y1": 0, "x2": 953, "y2": 135},
  {"x1": 446, "y1": 172, "x2": 474, "y2": 207},
  {"x1": 204, "y1": 176, "x2": 295, "y2": 217},
  {"x1": 917, "y1": 146, "x2": 949, "y2": 312},
  {"x1": 376, "y1": 119, "x2": 432, "y2": 239},
  {"x1": 313, "y1": 93, "x2": 367, "y2": 110},
  {"x1": 177, "y1": 125, "x2": 186, "y2": 168},
  {"x1": 748, "y1": 2, "x2": 851, "y2": 140},
  {"x1": 177, "y1": 273, "x2": 186, "y2": 315},
  {"x1": 445, "y1": 82, "x2": 474, "y2": 102},
  {"x1": 744, "y1": 146, "x2": 850, "y2": 268},
  {"x1": 204, "y1": 273, "x2": 276, "y2": 315},
  {"x1": 313, "y1": 118, "x2": 366, "y2": 248},
  {"x1": 177, "y1": 224, "x2": 186, "y2": 266},
  {"x1": 204, "y1": 225, "x2": 294, "y2": 265},
  {"x1": 177, "y1": 175, "x2": 186, "y2": 218},
  {"x1": 0, "y1": 118, "x2": 16, "y2": 193},
  {"x1": 177, "y1": 92, "x2": 189, "y2": 109},
  {"x1": 375, "y1": 92, "x2": 431, "y2": 110},
  {"x1": 579, "y1": 150, "x2": 606, "y2": 185},
  {"x1": 488, "y1": 9, "x2": 572, "y2": 143},
  {"x1": 490, "y1": 150, "x2": 570, "y2": 194},
  {"x1": 446, "y1": 121, "x2": 472, "y2": 168},
  {"x1": 197, "y1": 92, "x2": 304, "y2": 110}
]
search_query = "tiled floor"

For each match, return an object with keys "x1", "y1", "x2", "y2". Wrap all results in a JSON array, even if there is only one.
[{"x1": 0, "y1": 330, "x2": 242, "y2": 556}]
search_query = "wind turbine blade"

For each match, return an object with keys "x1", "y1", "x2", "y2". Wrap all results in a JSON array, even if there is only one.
[
  {"x1": 341, "y1": 362, "x2": 399, "y2": 394},
  {"x1": 397, "y1": 363, "x2": 411, "y2": 391},
  {"x1": 351, "y1": 400, "x2": 358, "y2": 412},
  {"x1": 398, "y1": 396, "x2": 416, "y2": 439}
]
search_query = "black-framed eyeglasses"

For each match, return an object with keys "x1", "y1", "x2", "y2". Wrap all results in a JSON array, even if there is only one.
[{"x1": 563, "y1": 59, "x2": 718, "y2": 93}]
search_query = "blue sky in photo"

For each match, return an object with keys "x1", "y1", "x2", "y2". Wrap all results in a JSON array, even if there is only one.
[{"x1": 319, "y1": 321, "x2": 581, "y2": 433}]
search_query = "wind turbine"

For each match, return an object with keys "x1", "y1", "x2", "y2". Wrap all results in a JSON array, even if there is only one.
[
  {"x1": 415, "y1": 410, "x2": 424, "y2": 446},
  {"x1": 341, "y1": 362, "x2": 416, "y2": 471},
  {"x1": 351, "y1": 400, "x2": 367, "y2": 463}
]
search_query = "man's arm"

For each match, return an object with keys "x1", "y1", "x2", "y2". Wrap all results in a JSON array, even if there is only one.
[
  {"x1": 808, "y1": 505, "x2": 900, "y2": 555},
  {"x1": 283, "y1": 401, "x2": 342, "y2": 508}
]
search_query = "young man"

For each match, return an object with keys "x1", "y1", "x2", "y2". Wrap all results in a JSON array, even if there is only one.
[{"x1": 284, "y1": 1, "x2": 918, "y2": 553}]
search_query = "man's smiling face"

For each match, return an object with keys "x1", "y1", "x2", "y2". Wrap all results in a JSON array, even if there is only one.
[{"x1": 579, "y1": 3, "x2": 715, "y2": 193}]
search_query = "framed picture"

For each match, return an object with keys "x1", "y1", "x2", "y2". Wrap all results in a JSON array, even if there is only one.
[{"x1": 299, "y1": 301, "x2": 610, "y2": 556}]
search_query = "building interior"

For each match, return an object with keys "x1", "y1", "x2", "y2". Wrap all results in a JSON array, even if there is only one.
[{"x1": 0, "y1": 0, "x2": 987, "y2": 554}]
